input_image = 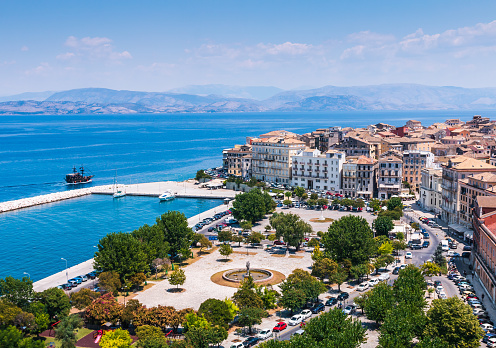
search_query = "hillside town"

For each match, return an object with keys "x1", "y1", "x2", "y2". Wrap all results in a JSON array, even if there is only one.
[{"x1": 222, "y1": 115, "x2": 496, "y2": 302}]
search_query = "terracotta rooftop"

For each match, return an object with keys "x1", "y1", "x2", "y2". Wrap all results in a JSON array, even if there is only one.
[
  {"x1": 477, "y1": 196, "x2": 496, "y2": 209},
  {"x1": 452, "y1": 157, "x2": 496, "y2": 170}
]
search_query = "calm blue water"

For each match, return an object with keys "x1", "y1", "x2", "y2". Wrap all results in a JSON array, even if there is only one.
[{"x1": 0, "y1": 111, "x2": 482, "y2": 281}]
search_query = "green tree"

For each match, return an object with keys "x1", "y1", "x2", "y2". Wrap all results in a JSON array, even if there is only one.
[
  {"x1": 361, "y1": 282, "x2": 395, "y2": 324},
  {"x1": 330, "y1": 270, "x2": 348, "y2": 291},
  {"x1": 411, "y1": 222, "x2": 420, "y2": 231},
  {"x1": 137, "y1": 337, "x2": 169, "y2": 348},
  {"x1": 378, "y1": 241, "x2": 394, "y2": 255},
  {"x1": 323, "y1": 215, "x2": 375, "y2": 266},
  {"x1": 0, "y1": 326, "x2": 33, "y2": 348},
  {"x1": 70, "y1": 288, "x2": 101, "y2": 310},
  {"x1": 311, "y1": 258, "x2": 338, "y2": 282},
  {"x1": 219, "y1": 243, "x2": 233, "y2": 260},
  {"x1": 378, "y1": 209, "x2": 402, "y2": 221},
  {"x1": 198, "y1": 298, "x2": 233, "y2": 329},
  {"x1": 308, "y1": 238, "x2": 320, "y2": 248},
  {"x1": 169, "y1": 269, "x2": 186, "y2": 289},
  {"x1": 317, "y1": 198, "x2": 328, "y2": 206},
  {"x1": 99, "y1": 328, "x2": 133, "y2": 348},
  {"x1": 393, "y1": 265, "x2": 426, "y2": 309},
  {"x1": 217, "y1": 230, "x2": 232, "y2": 243},
  {"x1": 94, "y1": 232, "x2": 149, "y2": 282},
  {"x1": 231, "y1": 189, "x2": 270, "y2": 223},
  {"x1": 420, "y1": 262, "x2": 442, "y2": 277},
  {"x1": 270, "y1": 212, "x2": 312, "y2": 250},
  {"x1": 232, "y1": 288, "x2": 264, "y2": 309},
  {"x1": 373, "y1": 216, "x2": 394, "y2": 237},
  {"x1": 283, "y1": 199, "x2": 292, "y2": 206},
  {"x1": 246, "y1": 232, "x2": 264, "y2": 245},
  {"x1": 27, "y1": 302, "x2": 49, "y2": 336},
  {"x1": 195, "y1": 170, "x2": 211, "y2": 181},
  {"x1": 369, "y1": 199, "x2": 382, "y2": 212},
  {"x1": 238, "y1": 307, "x2": 265, "y2": 334},
  {"x1": 310, "y1": 193, "x2": 319, "y2": 200},
  {"x1": 0, "y1": 300, "x2": 22, "y2": 328},
  {"x1": 55, "y1": 314, "x2": 83, "y2": 348},
  {"x1": 98, "y1": 271, "x2": 122, "y2": 295},
  {"x1": 307, "y1": 199, "x2": 317, "y2": 207},
  {"x1": 279, "y1": 269, "x2": 326, "y2": 303},
  {"x1": 387, "y1": 197, "x2": 403, "y2": 211},
  {"x1": 121, "y1": 299, "x2": 143, "y2": 329},
  {"x1": 416, "y1": 337, "x2": 449, "y2": 348},
  {"x1": 131, "y1": 223, "x2": 170, "y2": 261},
  {"x1": 198, "y1": 235, "x2": 212, "y2": 253},
  {"x1": 135, "y1": 325, "x2": 165, "y2": 341},
  {"x1": 378, "y1": 304, "x2": 425, "y2": 348},
  {"x1": 232, "y1": 234, "x2": 245, "y2": 247},
  {"x1": 0, "y1": 276, "x2": 33, "y2": 309},
  {"x1": 85, "y1": 293, "x2": 123, "y2": 325},
  {"x1": 156, "y1": 211, "x2": 194, "y2": 260},
  {"x1": 278, "y1": 288, "x2": 306, "y2": 314},
  {"x1": 255, "y1": 286, "x2": 279, "y2": 310},
  {"x1": 392, "y1": 240, "x2": 407, "y2": 256},
  {"x1": 184, "y1": 325, "x2": 227, "y2": 348},
  {"x1": 294, "y1": 187, "x2": 305, "y2": 200},
  {"x1": 37, "y1": 287, "x2": 71, "y2": 320},
  {"x1": 130, "y1": 272, "x2": 146, "y2": 289},
  {"x1": 300, "y1": 308, "x2": 366, "y2": 348},
  {"x1": 350, "y1": 263, "x2": 369, "y2": 282},
  {"x1": 311, "y1": 245, "x2": 323, "y2": 261},
  {"x1": 424, "y1": 297, "x2": 484, "y2": 348}
]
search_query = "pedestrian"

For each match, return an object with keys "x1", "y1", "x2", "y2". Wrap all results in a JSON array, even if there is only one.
[
  {"x1": 482, "y1": 294, "x2": 485, "y2": 301},
  {"x1": 463, "y1": 270, "x2": 467, "y2": 276}
]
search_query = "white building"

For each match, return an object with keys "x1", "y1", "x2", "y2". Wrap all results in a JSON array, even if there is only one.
[
  {"x1": 420, "y1": 168, "x2": 443, "y2": 214},
  {"x1": 291, "y1": 148, "x2": 345, "y2": 192},
  {"x1": 251, "y1": 136, "x2": 306, "y2": 185}
]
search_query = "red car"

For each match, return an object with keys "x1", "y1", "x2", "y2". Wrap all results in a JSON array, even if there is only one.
[
  {"x1": 273, "y1": 322, "x2": 287, "y2": 332},
  {"x1": 273, "y1": 240, "x2": 286, "y2": 246}
]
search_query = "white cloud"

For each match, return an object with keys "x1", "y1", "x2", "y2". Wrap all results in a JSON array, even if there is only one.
[
  {"x1": 262, "y1": 42, "x2": 313, "y2": 55},
  {"x1": 20, "y1": 46, "x2": 29, "y2": 52},
  {"x1": 24, "y1": 62, "x2": 51, "y2": 76},
  {"x1": 59, "y1": 36, "x2": 132, "y2": 61}
]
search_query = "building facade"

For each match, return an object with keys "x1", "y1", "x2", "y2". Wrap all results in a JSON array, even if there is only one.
[
  {"x1": 251, "y1": 137, "x2": 306, "y2": 184},
  {"x1": 402, "y1": 150, "x2": 435, "y2": 192},
  {"x1": 341, "y1": 156, "x2": 377, "y2": 199},
  {"x1": 459, "y1": 173, "x2": 496, "y2": 227},
  {"x1": 222, "y1": 144, "x2": 252, "y2": 176},
  {"x1": 377, "y1": 151, "x2": 403, "y2": 199},
  {"x1": 420, "y1": 168, "x2": 443, "y2": 214},
  {"x1": 291, "y1": 149, "x2": 345, "y2": 192}
]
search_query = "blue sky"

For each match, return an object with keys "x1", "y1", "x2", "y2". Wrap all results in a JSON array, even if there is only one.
[{"x1": 2, "y1": 0, "x2": 496, "y2": 95}]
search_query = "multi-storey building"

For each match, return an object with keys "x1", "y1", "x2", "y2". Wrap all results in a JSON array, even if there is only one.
[
  {"x1": 406, "y1": 120, "x2": 422, "y2": 130},
  {"x1": 459, "y1": 173, "x2": 496, "y2": 227},
  {"x1": 336, "y1": 135, "x2": 378, "y2": 159},
  {"x1": 341, "y1": 156, "x2": 377, "y2": 199},
  {"x1": 222, "y1": 144, "x2": 252, "y2": 176},
  {"x1": 420, "y1": 168, "x2": 443, "y2": 214},
  {"x1": 377, "y1": 151, "x2": 403, "y2": 199},
  {"x1": 402, "y1": 150, "x2": 435, "y2": 192},
  {"x1": 291, "y1": 148, "x2": 345, "y2": 192},
  {"x1": 241, "y1": 154, "x2": 252, "y2": 180},
  {"x1": 472, "y1": 196, "x2": 496, "y2": 305},
  {"x1": 251, "y1": 136, "x2": 306, "y2": 185},
  {"x1": 441, "y1": 156, "x2": 496, "y2": 224}
]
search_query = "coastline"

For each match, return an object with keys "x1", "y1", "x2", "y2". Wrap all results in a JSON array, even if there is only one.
[{"x1": 31, "y1": 185, "x2": 234, "y2": 292}]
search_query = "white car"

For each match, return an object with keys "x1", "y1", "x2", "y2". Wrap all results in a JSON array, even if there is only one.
[
  {"x1": 343, "y1": 304, "x2": 356, "y2": 315},
  {"x1": 473, "y1": 308, "x2": 486, "y2": 316},
  {"x1": 379, "y1": 273, "x2": 390, "y2": 281},
  {"x1": 230, "y1": 343, "x2": 244, "y2": 348},
  {"x1": 438, "y1": 292, "x2": 447, "y2": 299},
  {"x1": 300, "y1": 309, "x2": 312, "y2": 320},
  {"x1": 488, "y1": 337, "x2": 496, "y2": 348},
  {"x1": 288, "y1": 314, "x2": 304, "y2": 326},
  {"x1": 368, "y1": 278, "x2": 380, "y2": 287},
  {"x1": 356, "y1": 282, "x2": 369, "y2": 291},
  {"x1": 405, "y1": 252, "x2": 413, "y2": 259},
  {"x1": 291, "y1": 329, "x2": 305, "y2": 337},
  {"x1": 436, "y1": 285, "x2": 444, "y2": 294},
  {"x1": 256, "y1": 329, "x2": 273, "y2": 340},
  {"x1": 481, "y1": 323, "x2": 494, "y2": 332}
]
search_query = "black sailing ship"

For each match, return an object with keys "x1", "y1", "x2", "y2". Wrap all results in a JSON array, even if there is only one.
[{"x1": 65, "y1": 166, "x2": 94, "y2": 184}]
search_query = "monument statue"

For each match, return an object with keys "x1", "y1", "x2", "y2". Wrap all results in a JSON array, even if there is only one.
[{"x1": 246, "y1": 261, "x2": 251, "y2": 276}]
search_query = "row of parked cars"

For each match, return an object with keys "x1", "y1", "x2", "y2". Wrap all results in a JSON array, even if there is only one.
[
  {"x1": 58, "y1": 270, "x2": 97, "y2": 291},
  {"x1": 193, "y1": 210, "x2": 232, "y2": 232},
  {"x1": 419, "y1": 216, "x2": 441, "y2": 229}
]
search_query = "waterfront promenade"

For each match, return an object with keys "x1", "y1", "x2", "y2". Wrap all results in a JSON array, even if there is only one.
[
  {"x1": 32, "y1": 201, "x2": 230, "y2": 292},
  {"x1": 0, "y1": 179, "x2": 236, "y2": 214}
]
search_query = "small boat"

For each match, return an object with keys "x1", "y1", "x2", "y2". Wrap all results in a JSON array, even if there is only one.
[
  {"x1": 113, "y1": 171, "x2": 126, "y2": 198},
  {"x1": 159, "y1": 190, "x2": 175, "y2": 201},
  {"x1": 65, "y1": 166, "x2": 94, "y2": 184}
]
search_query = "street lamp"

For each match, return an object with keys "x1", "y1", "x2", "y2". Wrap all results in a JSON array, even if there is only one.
[
  {"x1": 61, "y1": 258, "x2": 68, "y2": 282},
  {"x1": 23, "y1": 272, "x2": 30, "y2": 279}
]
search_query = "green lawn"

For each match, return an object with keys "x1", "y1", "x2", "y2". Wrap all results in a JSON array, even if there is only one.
[{"x1": 41, "y1": 327, "x2": 93, "y2": 348}]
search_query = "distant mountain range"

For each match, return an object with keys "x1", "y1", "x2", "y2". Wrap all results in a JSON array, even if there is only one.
[{"x1": 2, "y1": 84, "x2": 496, "y2": 115}]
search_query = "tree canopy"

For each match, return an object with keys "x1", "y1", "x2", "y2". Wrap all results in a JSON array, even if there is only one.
[
  {"x1": 231, "y1": 189, "x2": 275, "y2": 223},
  {"x1": 156, "y1": 211, "x2": 194, "y2": 260},
  {"x1": 198, "y1": 298, "x2": 234, "y2": 329},
  {"x1": 270, "y1": 212, "x2": 312, "y2": 250},
  {"x1": 373, "y1": 216, "x2": 394, "y2": 237},
  {"x1": 322, "y1": 215, "x2": 375, "y2": 266},
  {"x1": 0, "y1": 276, "x2": 33, "y2": 309}
]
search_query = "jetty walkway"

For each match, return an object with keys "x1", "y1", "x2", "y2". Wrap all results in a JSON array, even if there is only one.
[{"x1": 0, "y1": 179, "x2": 237, "y2": 214}]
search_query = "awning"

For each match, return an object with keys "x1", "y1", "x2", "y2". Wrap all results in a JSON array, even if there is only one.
[
  {"x1": 465, "y1": 230, "x2": 474, "y2": 240},
  {"x1": 448, "y1": 223, "x2": 466, "y2": 233}
]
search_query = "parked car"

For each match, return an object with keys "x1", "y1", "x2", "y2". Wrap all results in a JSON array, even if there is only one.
[
  {"x1": 405, "y1": 252, "x2": 413, "y2": 259},
  {"x1": 379, "y1": 273, "x2": 390, "y2": 281},
  {"x1": 325, "y1": 297, "x2": 338, "y2": 306},
  {"x1": 410, "y1": 244, "x2": 422, "y2": 250},
  {"x1": 356, "y1": 282, "x2": 369, "y2": 291},
  {"x1": 343, "y1": 304, "x2": 356, "y2": 315},
  {"x1": 289, "y1": 314, "x2": 304, "y2": 326},
  {"x1": 291, "y1": 329, "x2": 305, "y2": 337},
  {"x1": 337, "y1": 292, "x2": 349, "y2": 301},
  {"x1": 438, "y1": 292, "x2": 447, "y2": 299},
  {"x1": 463, "y1": 245, "x2": 472, "y2": 251},
  {"x1": 256, "y1": 329, "x2": 273, "y2": 340},
  {"x1": 300, "y1": 309, "x2": 312, "y2": 319},
  {"x1": 483, "y1": 333, "x2": 496, "y2": 343},
  {"x1": 368, "y1": 278, "x2": 380, "y2": 287},
  {"x1": 273, "y1": 240, "x2": 286, "y2": 246},
  {"x1": 392, "y1": 267, "x2": 400, "y2": 275},
  {"x1": 481, "y1": 323, "x2": 494, "y2": 332},
  {"x1": 61, "y1": 283, "x2": 72, "y2": 290},
  {"x1": 310, "y1": 302, "x2": 325, "y2": 314},
  {"x1": 422, "y1": 241, "x2": 430, "y2": 248},
  {"x1": 230, "y1": 343, "x2": 244, "y2": 348},
  {"x1": 273, "y1": 322, "x2": 288, "y2": 332},
  {"x1": 243, "y1": 337, "x2": 260, "y2": 347}
]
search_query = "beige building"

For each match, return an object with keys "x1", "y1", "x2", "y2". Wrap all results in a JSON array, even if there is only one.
[
  {"x1": 341, "y1": 156, "x2": 377, "y2": 199},
  {"x1": 222, "y1": 144, "x2": 252, "y2": 177},
  {"x1": 251, "y1": 136, "x2": 306, "y2": 185},
  {"x1": 402, "y1": 150, "x2": 435, "y2": 192},
  {"x1": 459, "y1": 173, "x2": 496, "y2": 227},
  {"x1": 377, "y1": 151, "x2": 403, "y2": 199},
  {"x1": 420, "y1": 168, "x2": 443, "y2": 214}
]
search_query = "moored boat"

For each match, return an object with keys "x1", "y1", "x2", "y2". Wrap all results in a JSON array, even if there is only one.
[
  {"x1": 65, "y1": 166, "x2": 94, "y2": 184},
  {"x1": 159, "y1": 190, "x2": 175, "y2": 201}
]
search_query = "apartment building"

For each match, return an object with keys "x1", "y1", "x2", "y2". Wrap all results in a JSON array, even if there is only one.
[
  {"x1": 472, "y1": 196, "x2": 496, "y2": 305},
  {"x1": 336, "y1": 135, "x2": 379, "y2": 159},
  {"x1": 420, "y1": 168, "x2": 443, "y2": 214},
  {"x1": 459, "y1": 173, "x2": 496, "y2": 227},
  {"x1": 222, "y1": 144, "x2": 252, "y2": 176},
  {"x1": 441, "y1": 156, "x2": 496, "y2": 225},
  {"x1": 377, "y1": 151, "x2": 403, "y2": 199},
  {"x1": 241, "y1": 154, "x2": 252, "y2": 180},
  {"x1": 402, "y1": 150, "x2": 435, "y2": 192},
  {"x1": 406, "y1": 120, "x2": 422, "y2": 130},
  {"x1": 341, "y1": 156, "x2": 377, "y2": 199},
  {"x1": 251, "y1": 136, "x2": 306, "y2": 185},
  {"x1": 291, "y1": 148, "x2": 345, "y2": 192}
]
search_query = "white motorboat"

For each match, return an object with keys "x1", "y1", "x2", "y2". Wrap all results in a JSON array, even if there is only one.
[{"x1": 159, "y1": 190, "x2": 175, "y2": 201}]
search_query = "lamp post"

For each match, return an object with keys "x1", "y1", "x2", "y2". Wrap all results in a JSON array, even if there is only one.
[
  {"x1": 23, "y1": 272, "x2": 30, "y2": 279},
  {"x1": 61, "y1": 258, "x2": 68, "y2": 282}
]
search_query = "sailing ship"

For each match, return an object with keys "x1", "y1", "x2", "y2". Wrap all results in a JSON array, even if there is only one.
[
  {"x1": 113, "y1": 171, "x2": 126, "y2": 198},
  {"x1": 65, "y1": 166, "x2": 94, "y2": 184}
]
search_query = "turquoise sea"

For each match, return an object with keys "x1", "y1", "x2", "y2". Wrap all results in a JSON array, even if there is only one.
[{"x1": 0, "y1": 111, "x2": 482, "y2": 281}]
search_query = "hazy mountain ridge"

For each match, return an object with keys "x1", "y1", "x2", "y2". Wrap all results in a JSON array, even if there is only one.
[{"x1": 2, "y1": 84, "x2": 496, "y2": 114}]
